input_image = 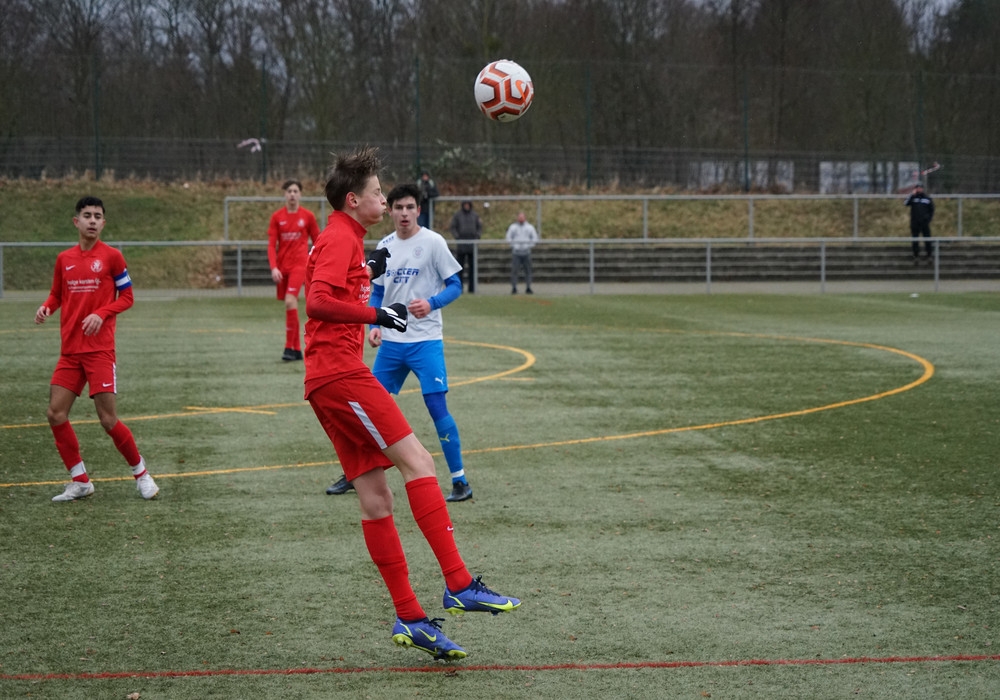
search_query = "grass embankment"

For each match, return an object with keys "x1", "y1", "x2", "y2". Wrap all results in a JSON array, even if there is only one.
[{"x1": 2, "y1": 177, "x2": 998, "y2": 289}]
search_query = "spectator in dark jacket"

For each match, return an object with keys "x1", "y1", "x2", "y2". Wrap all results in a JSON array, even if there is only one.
[
  {"x1": 417, "y1": 171, "x2": 439, "y2": 228},
  {"x1": 449, "y1": 201, "x2": 482, "y2": 293},
  {"x1": 904, "y1": 183, "x2": 935, "y2": 261}
]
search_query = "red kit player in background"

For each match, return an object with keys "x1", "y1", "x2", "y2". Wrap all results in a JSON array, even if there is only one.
[
  {"x1": 35, "y1": 196, "x2": 159, "y2": 502},
  {"x1": 268, "y1": 179, "x2": 320, "y2": 362},
  {"x1": 304, "y1": 147, "x2": 519, "y2": 660}
]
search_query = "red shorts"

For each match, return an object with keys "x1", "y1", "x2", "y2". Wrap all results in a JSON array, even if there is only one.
[
  {"x1": 277, "y1": 266, "x2": 307, "y2": 300},
  {"x1": 51, "y1": 350, "x2": 118, "y2": 397},
  {"x1": 307, "y1": 371, "x2": 413, "y2": 480}
]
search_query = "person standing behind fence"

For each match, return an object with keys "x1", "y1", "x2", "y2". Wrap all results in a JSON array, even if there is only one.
[
  {"x1": 904, "y1": 182, "x2": 935, "y2": 263},
  {"x1": 450, "y1": 200, "x2": 482, "y2": 293},
  {"x1": 268, "y1": 179, "x2": 320, "y2": 361},
  {"x1": 505, "y1": 212, "x2": 539, "y2": 294},
  {"x1": 417, "y1": 170, "x2": 439, "y2": 229}
]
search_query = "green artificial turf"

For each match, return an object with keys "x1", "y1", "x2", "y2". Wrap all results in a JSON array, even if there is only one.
[{"x1": 1, "y1": 292, "x2": 998, "y2": 699}]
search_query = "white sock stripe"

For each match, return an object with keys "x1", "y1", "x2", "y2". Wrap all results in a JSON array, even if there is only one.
[
  {"x1": 349, "y1": 401, "x2": 387, "y2": 449},
  {"x1": 450, "y1": 468, "x2": 465, "y2": 479},
  {"x1": 69, "y1": 462, "x2": 87, "y2": 478}
]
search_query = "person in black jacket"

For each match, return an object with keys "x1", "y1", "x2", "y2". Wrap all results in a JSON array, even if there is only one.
[
  {"x1": 904, "y1": 183, "x2": 935, "y2": 261},
  {"x1": 417, "y1": 170, "x2": 439, "y2": 229},
  {"x1": 449, "y1": 201, "x2": 482, "y2": 293}
]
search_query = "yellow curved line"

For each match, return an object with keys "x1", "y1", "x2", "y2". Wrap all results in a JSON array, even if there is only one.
[
  {"x1": 0, "y1": 333, "x2": 933, "y2": 488},
  {"x1": 398, "y1": 338, "x2": 536, "y2": 395},
  {"x1": 2, "y1": 339, "x2": 535, "y2": 430},
  {"x1": 465, "y1": 336, "x2": 934, "y2": 455},
  {"x1": 2, "y1": 460, "x2": 338, "y2": 489}
]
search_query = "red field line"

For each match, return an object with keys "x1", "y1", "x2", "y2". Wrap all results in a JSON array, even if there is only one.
[{"x1": 3, "y1": 654, "x2": 998, "y2": 681}]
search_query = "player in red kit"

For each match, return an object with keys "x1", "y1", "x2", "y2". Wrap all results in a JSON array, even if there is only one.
[
  {"x1": 268, "y1": 179, "x2": 320, "y2": 362},
  {"x1": 35, "y1": 196, "x2": 159, "y2": 502},
  {"x1": 304, "y1": 147, "x2": 519, "y2": 660}
]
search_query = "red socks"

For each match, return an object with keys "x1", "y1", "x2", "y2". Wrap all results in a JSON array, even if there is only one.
[
  {"x1": 361, "y1": 479, "x2": 476, "y2": 621},
  {"x1": 285, "y1": 309, "x2": 300, "y2": 351},
  {"x1": 51, "y1": 421, "x2": 85, "y2": 481},
  {"x1": 362, "y1": 516, "x2": 425, "y2": 622},
  {"x1": 106, "y1": 420, "x2": 142, "y2": 468},
  {"x1": 405, "y1": 477, "x2": 473, "y2": 593}
]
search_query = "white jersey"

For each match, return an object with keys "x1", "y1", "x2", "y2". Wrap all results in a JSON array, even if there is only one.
[{"x1": 374, "y1": 226, "x2": 462, "y2": 343}]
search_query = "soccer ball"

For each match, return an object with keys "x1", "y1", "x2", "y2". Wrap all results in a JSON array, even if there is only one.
[{"x1": 474, "y1": 60, "x2": 534, "y2": 122}]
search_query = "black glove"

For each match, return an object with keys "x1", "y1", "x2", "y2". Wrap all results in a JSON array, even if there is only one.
[
  {"x1": 366, "y1": 247, "x2": 391, "y2": 278},
  {"x1": 374, "y1": 303, "x2": 408, "y2": 332}
]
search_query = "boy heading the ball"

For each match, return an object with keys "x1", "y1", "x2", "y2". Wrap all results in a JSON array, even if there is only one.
[
  {"x1": 35, "y1": 196, "x2": 159, "y2": 502},
  {"x1": 325, "y1": 182, "x2": 473, "y2": 503},
  {"x1": 304, "y1": 147, "x2": 519, "y2": 659}
]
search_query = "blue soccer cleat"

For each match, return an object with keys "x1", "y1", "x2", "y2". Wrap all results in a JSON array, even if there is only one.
[
  {"x1": 444, "y1": 575, "x2": 521, "y2": 616},
  {"x1": 391, "y1": 617, "x2": 467, "y2": 660}
]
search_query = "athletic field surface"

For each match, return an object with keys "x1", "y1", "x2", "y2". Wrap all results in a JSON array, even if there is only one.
[{"x1": 1, "y1": 291, "x2": 998, "y2": 699}]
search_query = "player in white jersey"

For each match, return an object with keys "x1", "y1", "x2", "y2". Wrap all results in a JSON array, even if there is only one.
[{"x1": 326, "y1": 183, "x2": 474, "y2": 502}]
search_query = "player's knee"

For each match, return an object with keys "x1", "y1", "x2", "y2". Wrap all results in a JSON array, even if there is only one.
[{"x1": 46, "y1": 406, "x2": 69, "y2": 425}]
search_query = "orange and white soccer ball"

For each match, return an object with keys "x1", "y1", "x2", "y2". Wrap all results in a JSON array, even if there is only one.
[{"x1": 474, "y1": 60, "x2": 534, "y2": 122}]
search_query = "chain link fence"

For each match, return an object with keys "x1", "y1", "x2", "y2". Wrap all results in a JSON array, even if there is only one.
[{"x1": 3, "y1": 137, "x2": 999, "y2": 193}]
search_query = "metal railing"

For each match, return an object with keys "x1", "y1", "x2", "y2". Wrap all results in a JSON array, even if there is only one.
[
  {"x1": 223, "y1": 193, "x2": 1000, "y2": 241},
  {"x1": 4, "y1": 237, "x2": 998, "y2": 299}
]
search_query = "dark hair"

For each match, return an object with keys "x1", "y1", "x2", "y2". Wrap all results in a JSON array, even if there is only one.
[
  {"x1": 387, "y1": 183, "x2": 421, "y2": 208},
  {"x1": 75, "y1": 196, "x2": 104, "y2": 214},
  {"x1": 282, "y1": 179, "x2": 303, "y2": 192},
  {"x1": 324, "y1": 146, "x2": 381, "y2": 210}
]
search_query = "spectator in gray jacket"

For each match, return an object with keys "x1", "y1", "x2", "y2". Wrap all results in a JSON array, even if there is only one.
[
  {"x1": 505, "y1": 211, "x2": 539, "y2": 294},
  {"x1": 449, "y1": 200, "x2": 482, "y2": 293}
]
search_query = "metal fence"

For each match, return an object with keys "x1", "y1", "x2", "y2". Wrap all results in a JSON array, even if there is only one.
[
  {"x1": 4, "y1": 236, "x2": 998, "y2": 300},
  {"x1": 4, "y1": 137, "x2": 1000, "y2": 192},
  {"x1": 223, "y1": 193, "x2": 1000, "y2": 241}
]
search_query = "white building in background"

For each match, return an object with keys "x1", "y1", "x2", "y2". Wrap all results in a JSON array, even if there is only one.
[
  {"x1": 689, "y1": 160, "x2": 794, "y2": 192},
  {"x1": 819, "y1": 161, "x2": 920, "y2": 194}
]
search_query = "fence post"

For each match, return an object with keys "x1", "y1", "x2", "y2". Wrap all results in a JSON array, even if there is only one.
[
  {"x1": 236, "y1": 243, "x2": 243, "y2": 297},
  {"x1": 820, "y1": 240, "x2": 826, "y2": 294},
  {"x1": 588, "y1": 240, "x2": 595, "y2": 295},
  {"x1": 642, "y1": 198, "x2": 649, "y2": 239},
  {"x1": 224, "y1": 198, "x2": 230, "y2": 241},
  {"x1": 706, "y1": 241, "x2": 712, "y2": 294},
  {"x1": 852, "y1": 197, "x2": 859, "y2": 240},
  {"x1": 536, "y1": 198, "x2": 543, "y2": 237},
  {"x1": 933, "y1": 244, "x2": 940, "y2": 292},
  {"x1": 747, "y1": 198, "x2": 754, "y2": 240},
  {"x1": 957, "y1": 197, "x2": 963, "y2": 237}
]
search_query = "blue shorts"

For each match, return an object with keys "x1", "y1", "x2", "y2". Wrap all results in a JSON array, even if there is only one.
[{"x1": 372, "y1": 339, "x2": 449, "y2": 396}]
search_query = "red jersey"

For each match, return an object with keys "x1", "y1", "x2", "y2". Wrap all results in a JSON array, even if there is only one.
[
  {"x1": 303, "y1": 212, "x2": 374, "y2": 398},
  {"x1": 43, "y1": 240, "x2": 134, "y2": 355},
  {"x1": 267, "y1": 206, "x2": 319, "y2": 271}
]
